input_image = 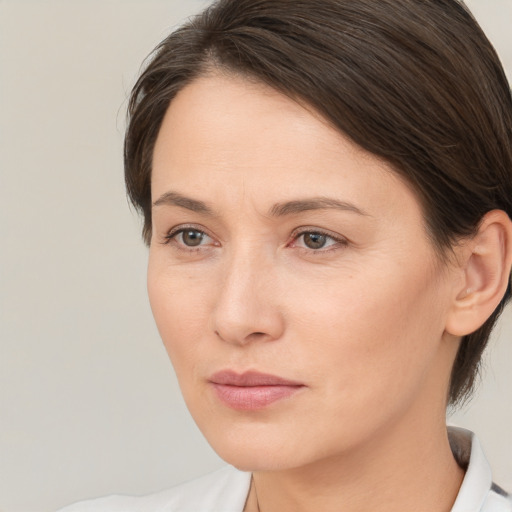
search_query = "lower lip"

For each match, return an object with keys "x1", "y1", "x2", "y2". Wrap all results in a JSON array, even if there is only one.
[{"x1": 210, "y1": 383, "x2": 303, "y2": 410}]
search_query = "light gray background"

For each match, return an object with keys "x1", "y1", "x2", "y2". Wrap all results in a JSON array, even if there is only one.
[{"x1": 0, "y1": 1, "x2": 511, "y2": 511}]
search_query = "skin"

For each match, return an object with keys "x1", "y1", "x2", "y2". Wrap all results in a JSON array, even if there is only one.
[{"x1": 149, "y1": 73, "x2": 467, "y2": 512}]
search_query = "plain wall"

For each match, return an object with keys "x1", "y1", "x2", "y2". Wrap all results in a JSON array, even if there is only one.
[{"x1": 0, "y1": 1, "x2": 510, "y2": 511}]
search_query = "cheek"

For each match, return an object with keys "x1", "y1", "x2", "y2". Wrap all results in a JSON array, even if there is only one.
[
  {"x1": 147, "y1": 256, "x2": 212, "y2": 373},
  {"x1": 288, "y1": 263, "x2": 447, "y2": 413}
]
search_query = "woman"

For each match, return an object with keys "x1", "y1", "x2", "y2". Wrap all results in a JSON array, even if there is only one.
[{"x1": 60, "y1": 0, "x2": 512, "y2": 510}]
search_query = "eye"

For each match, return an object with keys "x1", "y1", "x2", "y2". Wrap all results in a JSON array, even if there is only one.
[
  {"x1": 163, "y1": 226, "x2": 215, "y2": 249},
  {"x1": 291, "y1": 229, "x2": 346, "y2": 251},
  {"x1": 179, "y1": 229, "x2": 206, "y2": 247},
  {"x1": 301, "y1": 232, "x2": 331, "y2": 250}
]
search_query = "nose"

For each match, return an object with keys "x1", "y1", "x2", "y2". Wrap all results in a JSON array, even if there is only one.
[{"x1": 212, "y1": 248, "x2": 285, "y2": 346}]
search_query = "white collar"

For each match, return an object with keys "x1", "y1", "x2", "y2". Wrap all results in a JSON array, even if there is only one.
[{"x1": 448, "y1": 426, "x2": 509, "y2": 511}]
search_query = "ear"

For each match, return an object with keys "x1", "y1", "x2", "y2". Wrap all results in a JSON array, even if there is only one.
[{"x1": 445, "y1": 210, "x2": 512, "y2": 337}]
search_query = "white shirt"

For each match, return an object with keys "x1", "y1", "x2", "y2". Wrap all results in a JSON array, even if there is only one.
[{"x1": 58, "y1": 427, "x2": 511, "y2": 511}]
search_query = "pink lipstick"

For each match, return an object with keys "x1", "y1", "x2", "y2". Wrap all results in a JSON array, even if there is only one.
[{"x1": 208, "y1": 370, "x2": 304, "y2": 410}]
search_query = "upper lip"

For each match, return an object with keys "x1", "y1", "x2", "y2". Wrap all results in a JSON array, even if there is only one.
[{"x1": 209, "y1": 370, "x2": 303, "y2": 387}]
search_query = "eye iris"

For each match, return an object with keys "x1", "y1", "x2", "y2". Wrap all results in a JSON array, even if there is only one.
[
  {"x1": 304, "y1": 232, "x2": 327, "y2": 249},
  {"x1": 182, "y1": 230, "x2": 204, "y2": 247}
]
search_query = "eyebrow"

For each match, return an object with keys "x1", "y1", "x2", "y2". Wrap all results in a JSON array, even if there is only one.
[
  {"x1": 269, "y1": 197, "x2": 369, "y2": 217},
  {"x1": 152, "y1": 191, "x2": 369, "y2": 217},
  {"x1": 152, "y1": 191, "x2": 215, "y2": 215}
]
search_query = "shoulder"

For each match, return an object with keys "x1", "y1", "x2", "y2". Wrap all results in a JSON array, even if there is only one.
[{"x1": 56, "y1": 466, "x2": 252, "y2": 512}]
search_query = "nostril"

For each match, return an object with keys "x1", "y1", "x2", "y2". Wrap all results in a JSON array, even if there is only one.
[
  {"x1": 246, "y1": 332, "x2": 268, "y2": 342},
  {"x1": 214, "y1": 329, "x2": 272, "y2": 345}
]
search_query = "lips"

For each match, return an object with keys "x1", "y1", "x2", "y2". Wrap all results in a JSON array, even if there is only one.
[{"x1": 208, "y1": 370, "x2": 305, "y2": 410}]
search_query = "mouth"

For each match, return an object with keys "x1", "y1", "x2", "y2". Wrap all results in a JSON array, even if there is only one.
[{"x1": 208, "y1": 370, "x2": 305, "y2": 410}]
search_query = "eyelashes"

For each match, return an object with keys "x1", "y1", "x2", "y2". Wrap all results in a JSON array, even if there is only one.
[
  {"x1": 162, "y1": 225, "x2": 218, "y2": 251},
  {"x1": 161, "y1": 225, "x2": 348, "y2": 254},
  {"x1": 165, "y1": 228, "x2": 212, "y2": 248},
  {"x1": 290, "y1": 228, "x2": 347, "y2": 251}
]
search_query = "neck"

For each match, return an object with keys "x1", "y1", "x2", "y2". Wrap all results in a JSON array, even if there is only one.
[{"x1": 246, "y1": 413, "x2": 464, "y2": 512}]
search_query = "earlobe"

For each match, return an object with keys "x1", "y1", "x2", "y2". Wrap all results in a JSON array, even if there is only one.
[{"x1": 445, "y1": 210, "x2": 512, "y2": 337}]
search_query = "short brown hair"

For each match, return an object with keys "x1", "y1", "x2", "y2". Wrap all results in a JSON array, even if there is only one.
[{"x1": 124, "y1": 0, "x2": 512, "y2": 406}]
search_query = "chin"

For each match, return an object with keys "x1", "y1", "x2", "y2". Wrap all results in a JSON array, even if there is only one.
[
  {"x1": 198, "y1": 419, "x2": 336, "y2": 473},
  {"x1": 215, "y1": 443, "x2": 304, "y2": 472},
  {"x1": 193, "y1": 418, "x2": 278, "y2": 469}
]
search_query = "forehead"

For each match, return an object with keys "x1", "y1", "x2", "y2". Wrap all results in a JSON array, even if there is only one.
[
  {"x1": 152, "y1": 73, "x2": 422, "y2": 224},
  {"x1": 153, "y1": 73, "x2": 352, "y2": 170}
]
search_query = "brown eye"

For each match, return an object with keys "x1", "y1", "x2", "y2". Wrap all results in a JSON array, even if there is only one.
[
  {"x1": 181, "y1": 229, "x2": 205, "y2": 247},
  {"x1": 302, "y1": 232, "x2": 328, "y2": 249}
]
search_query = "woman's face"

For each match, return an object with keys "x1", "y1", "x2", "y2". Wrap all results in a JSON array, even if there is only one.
[{"x1": 148, "y1": 74, "x2": 459, "y2": 471}]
